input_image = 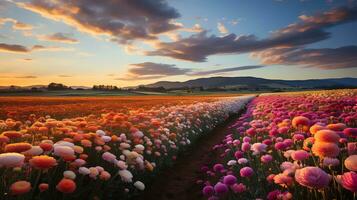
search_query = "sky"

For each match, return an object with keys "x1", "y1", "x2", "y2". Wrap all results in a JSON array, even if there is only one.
[{"x1": 0, "y1": 0, "x2": 357, "y2": 87}]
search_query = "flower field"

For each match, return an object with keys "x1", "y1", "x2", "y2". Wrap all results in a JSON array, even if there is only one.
[
  {"x1": 199, "y1": 90, "x2": 357, "y2": 200},
  {"x1": 0, "y1": 95, "x2": 252, "y2": 199}
]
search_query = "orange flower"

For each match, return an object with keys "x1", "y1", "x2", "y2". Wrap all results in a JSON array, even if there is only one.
[
  {"x1": 81, "y1": 139, "x2": 92, "y2": 147},
  {"x1": 10, "y1": 181, "x2": 31, "y2": 195},
  {"x1": 312, "y1": 142, "x2": 340, "y2": 158},
  {"x1": 0, "y1": 135, "x2": 9, "y2": 143},
  {"x1": 327, "y1": 123, "x2": 346, "y2": 131},
  {"x1": 5, "y1": 142, "x2": 32, "y2": 153},
  {"x1": 29, "y1": 155, "x2": 57, "y2": 169},
  {"x1": 345, "y1": 155, "x2": 357, "y2": 171},
  {"x1": 309, "y1": 124, "x2": 326, "y2": 135},
  {"x1": 303, "y1": 137, "x2": 315, "y2": 151},
  {"x1": 292, "y1": 116, "x2": 310, "y2": 129},
  {"x1": 314, "y1": 130, "x2": 340, "y2": 143},
  {"x1": 2, "y1": 131, "x2": 22, "y2": 139},
  {"x1": 56, "y1": 178, "x2": 76, "y2": 193},
  {"x1": 39, "y1": 142, "x2": 53, "y2": 151}
]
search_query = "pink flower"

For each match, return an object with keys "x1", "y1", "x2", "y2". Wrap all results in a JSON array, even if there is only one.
[
  {"x1": 343, "y1": 128, "x2": 357, "y2": 138},
  {"x1": 243, "y1": 136, "x2": 251, "y2": 143},
  {"x1": 240, "y1": 167, "x2": 253, "y2": 177},
  {"x1": 295, "y1": 167, "x2": 331, "y2": 189},
  {"x1": 275, "y1": 142, "x2": 286, "y2": 150},
  {"x1": 340, "y1": 172, "x2": 357, "y2": 192},
  {"x1": 347, "y1": 142, "x2": 357, "y2": 155},
  {"x1": 261, "y1": 154, "x2": 273, "y2": 163},
  {"x1": 241, "y1": 142, "x2": 251, "y2": 152},
  {"x1": 246, "y1": 128, "x2": 256, "y2": 136},
  {"x1": 102, "y1": 152, "x2": 116, "y2": 163},
  {"x1": 291, "y1": 150, "x2": 309, "y2": 161},
  {"x1": 267, "y1": 174, "x2": 276, "y2": 183},
  {"x1": 234, "y1": 151, "x2": 243, "y2": 159},
  {"x1": 251, "y1": 143, "x2": 267, "y2": 155},
  {"x1": 231, "y1": 183, "x2": 246, "y2": 193}
]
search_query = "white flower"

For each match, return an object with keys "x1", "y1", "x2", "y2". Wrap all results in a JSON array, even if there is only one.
[
  {"x1": 22, "y1": 146, "x2": 43, "y2": 156},
  {"x1": 74, "y1": 159, "x2": 86, "y2": 167},
  {"x1": 54, "y1": 146, "x2": 74, "y2": 157},
  {"x1": 101, "y1": 136, "x2": 111, "y2": 143},
  {"x1": 78, "y1": 167, "x2": 90, "y2": 175},
  {"x1": 0, "y1": 153, "x2": 25, "y2": 167},
  {"x1": 118, "y1": 170, "x2": 133, "y2": 182},
  {"x1": 120, "y1": 143, "x2": 130, "y2": 149},
  {"x1": 238, "y1": 158, "x2": 248, "y2": 164},
  {"x1": 63, "y1": 170, "x2": 76, "y2": 180},
  {"x1": 116, "y1": 160, "x2": 128, "y2": 169},
  {"x1": 134, "y1": 181, "x2": 145, "y2": 190},
  {"x1": 134, "y1": 144, "x2": 145, "y2": 151},
  {"x1": 102, "y1": 152, "x2": 116, "y2": 163},
  {"x1": 54, "y1": 141, "x2": 74, "y2": 148},
  {"x1": 96, "y1": 130, "x2": 106, "y2": 136},
  {"x1": 227, "y1": 160, "x2": 237, "y2": 166}
]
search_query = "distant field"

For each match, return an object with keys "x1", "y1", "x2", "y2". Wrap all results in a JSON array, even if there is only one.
[
  {"x1": 0, "y1": 94, "x2": 245, "y2": 120},
  {"x1": 0, "y1": 89, "x2": 253, "y2": 96}
]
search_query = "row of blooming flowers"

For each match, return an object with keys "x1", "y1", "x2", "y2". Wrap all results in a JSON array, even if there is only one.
[
  {"x1": 0, "y1": 96, "x2": 253, "y2": 199},
  {"x1": 199, "y1": 90, "x2": 357, "y2": 200}
]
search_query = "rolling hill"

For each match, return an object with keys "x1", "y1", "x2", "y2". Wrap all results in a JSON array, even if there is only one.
[{"x1": 143, "y1": 77, "x2": 357, "y2": 89}]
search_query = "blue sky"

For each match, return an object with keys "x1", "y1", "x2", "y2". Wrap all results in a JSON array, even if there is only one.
[{"x1": 0, "y1": 0, "x2": 356, "y2": 86}]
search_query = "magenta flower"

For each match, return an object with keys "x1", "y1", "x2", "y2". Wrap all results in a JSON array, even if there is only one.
[
  {"x1": 240, "y1": 167, "x2": 254, "y2": 177},
  {"x1": 213, "y1": 164, "x2": 224, "y2": 172},
  {"x1": 214, "y1": 182, "x2": 228, "y2": 194},
  {"x1": 261, "y1": 154, "x2": 273, "y2": 163},
  {"x1": 340, "y1": 171, "x2": 357, "y2": 192},
  {"x1": 274, "y1": 142, "x2": 286, "y2": 150},
  {"x1": 223, "y1": 175, "x2": 237, "y2": 185},
  {"x1": 202, "y1": 185, "x2": 214, "y2": 197}
]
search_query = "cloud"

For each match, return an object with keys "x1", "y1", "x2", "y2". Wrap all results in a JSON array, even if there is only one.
[
  {"x1": 0, "y1": 75, "x2": 37, "y2": 79},
  {"x1": 14, "y1": 75, "x2": 37, "y2": 79},
  {"x1": 230, "y1": 19, "x2": 240, "y2": 25},
  {"x1": 0, "y1": 43, "x2": 74, "y2": 53},
  {"x1": 37, "y1": 32, "x2": 78, "y2": 43},
  {"x1": 189, "y1": 65, "x2": 265, "y2": 76},
  {"x1": 116, "y1": 62, "x2": 264, "y2": 81},
  {"x1": 217, "y1": 22, "x2": 228, "y2": 34},
  {"x1": 0, "y1": 17, "x2": 33, "y2": 30},
  {"x1": 0, "y1": 43, "x2": 29, "y2": 53},
  {"x1": 17, "y1": 0, "x2": 181, "y2": 44},
  {"x1": 116, "y1": 62, "x2": 190, "y2": 80},
  {"x1": 58, "y1": 74, "x2": 72, "y2": 77},
  {"x1": 146, "y1": 6, "x2": 357, "y2": 62},
  {"x1": 251, "y1": 46, "x2": 357, "y2": 69}
]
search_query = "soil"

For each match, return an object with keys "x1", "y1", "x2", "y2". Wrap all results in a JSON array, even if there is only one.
[{"x1": 133, "y1": 107, "x2": 247, "y2": 200}]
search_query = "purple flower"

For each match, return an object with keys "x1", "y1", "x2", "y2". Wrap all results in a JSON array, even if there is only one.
[
  {"x1": 214, "y1": 182, "x2": 228, "y2": 194},
  {"x1": 223, "y1": 175, "x2": 237, "y2": 185}
]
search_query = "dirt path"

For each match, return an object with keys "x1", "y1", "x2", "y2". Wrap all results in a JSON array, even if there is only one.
[{"x1": 133, "y1": 107, "x2": 247, "y2": 200}]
